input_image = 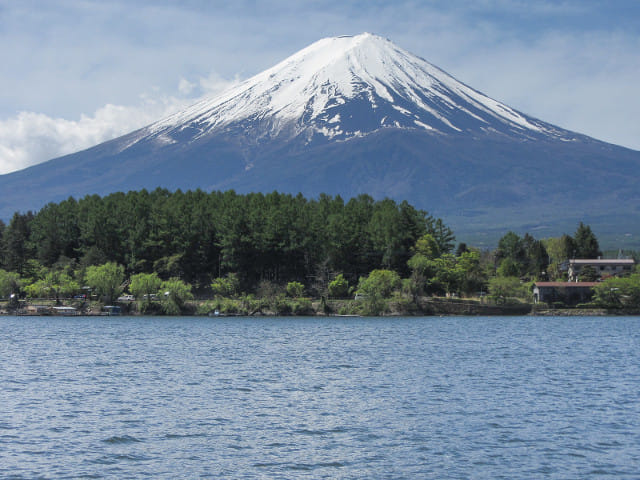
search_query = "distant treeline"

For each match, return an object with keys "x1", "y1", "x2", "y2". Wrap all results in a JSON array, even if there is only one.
[{"x1": 0, "y1": 189, "x2": 454, "y2": 291}]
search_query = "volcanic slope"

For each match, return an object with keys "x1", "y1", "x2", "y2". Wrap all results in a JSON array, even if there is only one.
[{"x1": 1, "y1": 33, "x2": 638, "y2": 246}]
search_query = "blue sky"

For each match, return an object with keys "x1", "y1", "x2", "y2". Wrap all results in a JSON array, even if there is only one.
[{"x1": 1, "y1": 0, "x2": 639, "y2": 173}]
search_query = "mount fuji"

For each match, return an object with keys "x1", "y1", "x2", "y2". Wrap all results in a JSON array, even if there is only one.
[{"x1": 1, "y1": 33, "x2": 639, "y2": 246}]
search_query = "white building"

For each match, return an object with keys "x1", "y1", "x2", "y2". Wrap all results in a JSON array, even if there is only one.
[{"x1": 568, "y1": 258, "x2": 635, "y2": 282}]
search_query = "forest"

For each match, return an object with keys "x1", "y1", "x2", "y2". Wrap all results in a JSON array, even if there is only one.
[{"x1": 0, "y1": 188, "x2": 638, "y2": 314}]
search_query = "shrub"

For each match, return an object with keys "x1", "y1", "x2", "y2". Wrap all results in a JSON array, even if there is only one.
[
  {"x1": 286, "y1": 281, "x2": 305, "y2": 298},
  {"x1": 328, "y1": 274, "x2": 350, "y2": 298},
  {"x1": 211, "y1": 273, "x2": 240, "y2": 297}
]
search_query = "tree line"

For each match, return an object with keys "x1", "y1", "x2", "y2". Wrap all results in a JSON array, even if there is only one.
[
  {"x1": 1, "y1": 188, "x2": 638, "y2": 313},
  {"x1": 0, "y1": 189, "x2": 452, "y2": 295}
]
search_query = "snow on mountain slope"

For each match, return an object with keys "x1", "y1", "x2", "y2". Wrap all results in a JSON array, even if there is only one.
[{"x1": 143, "y1": 33, "x2": 572, "y2": 147}]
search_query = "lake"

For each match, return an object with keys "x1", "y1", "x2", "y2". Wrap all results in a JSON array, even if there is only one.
[{"x1": 1, "y1": 315, "x2": 639, "y2": 479}]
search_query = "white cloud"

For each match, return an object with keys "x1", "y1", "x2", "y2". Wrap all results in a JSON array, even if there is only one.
[
  {"x1": 0, "y1": 74, "x2": 236, "y2": 174},
  {"x1": 178, "y1": 78, "x2": 196, "y2": 96},
  {"x1": 199, "y1": 72, "x2": 242, "y2": 97}
]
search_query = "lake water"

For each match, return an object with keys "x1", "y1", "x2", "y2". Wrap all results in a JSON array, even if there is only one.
[{"x1": 1, "y1": 315, "x2": 639, "y2": 479}]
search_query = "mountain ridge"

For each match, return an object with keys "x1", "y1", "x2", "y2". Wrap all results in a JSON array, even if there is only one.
[{"x1": 0, "y1": 33, "x2": 638, "y2": 247}]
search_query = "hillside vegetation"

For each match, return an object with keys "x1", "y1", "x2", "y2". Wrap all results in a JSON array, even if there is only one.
[{"x1": 1, "y1": 189, "x2": 638, "y2": 315}]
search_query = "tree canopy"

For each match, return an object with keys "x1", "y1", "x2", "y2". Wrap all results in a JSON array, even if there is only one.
[{"x1": 0, "y1": 189, "x2": 446, "y2": 293}]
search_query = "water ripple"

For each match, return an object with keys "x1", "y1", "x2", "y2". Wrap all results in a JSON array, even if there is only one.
[{"x1": 1, "y1": 315, "x2": 639, "y2": 479}]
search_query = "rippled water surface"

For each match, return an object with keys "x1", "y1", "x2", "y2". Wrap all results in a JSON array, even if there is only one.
[{"x1": 1, "y1": 315, "x2": 639, "y2": 479}]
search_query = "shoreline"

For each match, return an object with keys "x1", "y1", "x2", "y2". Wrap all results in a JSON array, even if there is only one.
[{"x1": 2, "y1": 298, "x2": 639, "y2": 317}]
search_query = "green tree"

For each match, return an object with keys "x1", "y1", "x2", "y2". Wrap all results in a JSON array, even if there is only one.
[
  {"x1": 2, "y1": 212, "x2": 35, "y2": 274},
  {"x1": 24, "y1": 270, "x2": 79, "y2": 300},
  {"x1": 497, "y1": 257, "x2": 521, "y2": 277},
  {"x1": 592, "y1": 273, "x2": 640, "y2": 308},
  {"x1": 428, "y1": 218, "x2": 456, "y2": 254},
  {"x1": 358, "y1": 269, "x2": 401, "y2": 298},
  {"x1": 413, "y1": 233, "x2": 441, "y2": 259},
  {"x1": 0, "y1": 269, "x2": 21, "y2": 298},
  {"x1": 488, "y1": 276, "x2": 528, "y2": 304},
  {"x1": 85, "y1": 262, "x2": 125, "y2": 303},
  {"x1": 496, "y1": 231, "x2": 526, "y2": 267},
  {"x1": 573, "y1": 222, "x2": 601, "y2": 258},
  {"x1": 0, "y1": 219, "x2": 5, "y2": 265},
  {"x1": 286, "y1": 281, "x2": 305, "y2": 298},
  {"x1": 579, "y1": 265, "x2": 599, "y2": 282},
  {"x1": 457, "y1": 250, "x2": 487, "y2": 296},
  {"x1": 211, "y1": 273, "x2": 240, "y2": 297},
  {"x1": 160, "y1": 278, "x2": 193, "y2": 314},
  {"x1": 545, "y1": 235, "x2": 576, "y2": 264},
  {"x1": 356, "y1": 269, "x2": 400, "y2": 316},
  {"x1": 130, "y1": 272, "x2": 162, "y2": 305},
  {"x1": 543, "y1": 234, "x2": 576, "y2": 280},
  {"x1": 429, "y1": 254, "x2": 460, "y2": 296},
  {"x1": 522, "y1": 233, "x2": 548, "y2": 278},
  {"x1": 328, "y1": 274, "x2": 350, "y2": 298}
]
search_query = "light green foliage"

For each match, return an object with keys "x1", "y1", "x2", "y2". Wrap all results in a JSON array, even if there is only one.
[
  {"x1": 413, "y1": 233, "x2": 440, "y2": 260},
  {"x1": 497, "y1": 257, "x2": 521, "y2": 277},
  {"x1": 21, "y1": 259, "x2": 46, "y2": 285},
  {"x1": 160, "y1": 278, "x2": 193, "y2": 314},
  {"x1": 24, "y1": 269, "x2": 79, "y2": 299},
  {"x1": 543, "y1": 235, "x2": 575, "y2": 280},
  {"x1": 407, "y1": 253, "x2": 435, "y2": 278},
  {"x1": 85, "y1": 262, "x2": 125, "y2": 304},
  {"x1": 286, "y1": 281, "x2": 305, "y2": 298},
  {"x1": 358, "y1": 269, "x2": 401, "y2": 299},
  {"x1": 408, "y1": 240, "x2": 486, "y2": 297},
  {"x1": 328, "y1": 273, "x2": 350, "y2": 298},
  {"x1": 407, "y1": 234, "x2": 441, "y2": 284},
  {"x1": 0, "y1": 269, "x2": 21, "y2": 298},
  {"x1": 362, "y1": 296, "x2": 389, "y2": 316},
  {"x1": 290, "y1": 298, "x2": 313, "y2": 315},
  {"x1": 130, "y1": 272, "x2": 162, "y2": 302},
  {"x1": 592, "y1": 273, "x2": 640, "y2": 308},
  {"x1": 488, "y1": 276, "x2": 528, "y2": 304},
  {"x1": 210, "y1": 273, "x2": 240, "y2": 297},
  {"x1": 457, "y1": 250, "x2": 486, "y2": 295},
  {"x1": 429, "y1": 254, "x2": 460, "y2": 295}
]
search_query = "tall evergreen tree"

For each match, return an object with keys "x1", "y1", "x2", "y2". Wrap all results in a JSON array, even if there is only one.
[
  {"x1": 574, "y1": 222, "x2": 601, "y2": 258},
  {"x1": 3, "y1": 212, "x2": 35, "y2": 274}
]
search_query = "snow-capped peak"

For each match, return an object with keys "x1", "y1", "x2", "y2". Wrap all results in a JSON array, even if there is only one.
[{"x1": 148, "y1": 33, "x2": 562, "y2": 143}]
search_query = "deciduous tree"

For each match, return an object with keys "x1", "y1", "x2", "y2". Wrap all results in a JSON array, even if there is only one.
[{"x1": 85, "y1": 262, "x2": 125, "y2": 304}]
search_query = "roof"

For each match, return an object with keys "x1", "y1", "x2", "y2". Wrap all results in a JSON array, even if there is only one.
[
  {"x1": 534, "y1": 282, "x2": 599, "y2": 288},
  {"x1": 569, "y1": 259, "x2": 635, "y2": 265}
]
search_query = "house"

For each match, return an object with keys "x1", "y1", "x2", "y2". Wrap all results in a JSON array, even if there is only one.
[
  {"x1": 533, "y1": 282, "x2": 598, "y2": 305},
  {"x1": 568, "y1": 258, "x2": 634, "y2": 281}
]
